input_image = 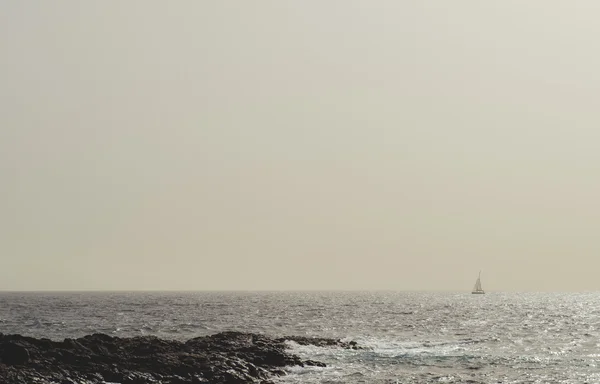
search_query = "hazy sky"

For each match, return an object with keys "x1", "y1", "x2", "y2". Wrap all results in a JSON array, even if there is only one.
[{"x1": 2, "y1": 2, "x2": 600, "y2": 291}]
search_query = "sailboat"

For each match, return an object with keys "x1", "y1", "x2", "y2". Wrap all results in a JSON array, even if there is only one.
[{"x1": 472, "y1": 271, "x2": 485, "y2": 294}]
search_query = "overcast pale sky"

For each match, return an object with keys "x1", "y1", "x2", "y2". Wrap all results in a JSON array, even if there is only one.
[{"x1": 2, "y1": 1, "x2": 599, "y2": 291}]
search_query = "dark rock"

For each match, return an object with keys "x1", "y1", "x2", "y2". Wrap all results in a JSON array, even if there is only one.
[
  {"x1": 0, "y1": 341, "x2": 31, "y2": 365},
  {"x1": 305, "y1": 359, "x2": 327, "y2": 367},
  {"x1": 0, "y1": 331, "x2": 360, "y2": 384},
  {"x1": 278, "y1": 335, "x2": 363, "y2": 350}
]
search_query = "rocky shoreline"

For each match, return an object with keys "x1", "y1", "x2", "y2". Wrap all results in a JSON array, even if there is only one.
[{"x1": 0, "y1": 331, "x2": 359, "y2": 384}]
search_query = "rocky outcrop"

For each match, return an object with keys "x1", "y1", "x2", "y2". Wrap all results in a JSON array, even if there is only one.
[
  {"x1": 0, "y1": 331, "x2": 357, "y2": 384},
  {"x1": 278, "y1": 335, "x2": 360, "y2": 350}
]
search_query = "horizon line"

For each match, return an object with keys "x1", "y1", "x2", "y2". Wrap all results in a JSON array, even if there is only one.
[{"x1": 1, "y1": 289, "x2": 599, "y2": 293}]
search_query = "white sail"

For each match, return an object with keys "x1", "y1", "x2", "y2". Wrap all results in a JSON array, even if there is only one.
[{"x1": 472, "y1": 278, "x2": 480, "y2": 292}]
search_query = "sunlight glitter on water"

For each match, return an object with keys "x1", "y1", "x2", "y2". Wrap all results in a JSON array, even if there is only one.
[{"x1": 2, "y1": 291, "x2": 600, "y2": 383}]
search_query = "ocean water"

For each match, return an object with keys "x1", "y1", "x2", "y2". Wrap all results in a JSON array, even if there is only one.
[{"x1": 1, "y1": 291, "x2": 600, "y2": 383}]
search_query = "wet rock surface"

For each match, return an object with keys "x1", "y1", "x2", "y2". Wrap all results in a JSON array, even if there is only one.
[{"x1": 0, "y1": 331, "x2": 357, "y2": 383}]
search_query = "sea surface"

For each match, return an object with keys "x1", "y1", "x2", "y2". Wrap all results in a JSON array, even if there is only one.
[{"x1": 1, "y1": 291, "x2": 600, "y2": 383}]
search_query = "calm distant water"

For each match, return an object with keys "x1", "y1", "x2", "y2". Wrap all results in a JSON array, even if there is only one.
[{"x1": 1, "y1": 291, "x2": 600, "y2": 383}]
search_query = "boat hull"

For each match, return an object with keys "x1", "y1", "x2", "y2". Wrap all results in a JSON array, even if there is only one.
[{"x1": 471, "y1": 291, "x2": 485, "y2": 294}]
